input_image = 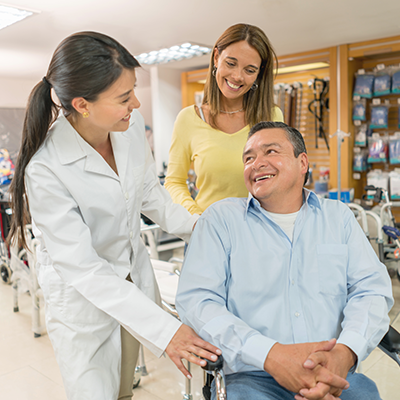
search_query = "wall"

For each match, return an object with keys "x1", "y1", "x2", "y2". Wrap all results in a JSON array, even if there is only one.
[
  {"x1": 0, "y1": 68, "x2": 183, "y2": 175},
  {"x1": 0, "y1": 77, "x2": 38, "y2": 108},
  {"x1": 135, "y1": 87, "x2": 152, "y2": 128},
  {"x1": 0, "y1": 77, "x2": 36, "y2": 160},
  {"x1": 150, "y1": 65, "x2": 182, "y2": 175}
]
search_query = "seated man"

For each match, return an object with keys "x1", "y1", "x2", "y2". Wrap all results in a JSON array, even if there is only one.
[{"x1": 176, "y1": 121, "x2": 393, "y2": 400}]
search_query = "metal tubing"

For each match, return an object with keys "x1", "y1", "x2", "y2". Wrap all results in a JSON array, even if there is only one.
[
  {"x1": 336, "y1": 46, "x2": 341, "y2": 201},
  {"x1": 182, "y1": 361, "x2": 193, "y2": 400},
  {"x1": 347, "y1": 203, "x2": 369, "y2": 237}
]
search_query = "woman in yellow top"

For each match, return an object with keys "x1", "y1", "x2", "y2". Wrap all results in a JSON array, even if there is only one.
[{"x1": 165, "y1": 23, "x2": 284, "y2": 214}]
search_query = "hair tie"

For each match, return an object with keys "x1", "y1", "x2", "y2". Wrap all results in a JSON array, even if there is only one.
[{"x1": 42, "y1": 76, "x2": 51, "y2": 87}]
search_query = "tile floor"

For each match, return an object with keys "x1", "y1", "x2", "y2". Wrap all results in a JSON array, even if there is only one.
[{"x1": 1, "y1": 273, "x2": 399, "y2": 400}]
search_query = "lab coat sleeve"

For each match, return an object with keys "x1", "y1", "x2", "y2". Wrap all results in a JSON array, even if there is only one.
[
  {"x1": 337, "y1": 206, "x2": 394, "y2": 366},
  {"x1": 140, "y1": 128, "x2": 199, "y2": 242},
  {"x1": 164, "y1": 109, "x2": 203, "y2": 215},
  {"x1": 176, "y1": 212, "x2": 277, "y2": 373},
  {"x1": 25, "y1": 162, "x2": 181, "y2": 357}
]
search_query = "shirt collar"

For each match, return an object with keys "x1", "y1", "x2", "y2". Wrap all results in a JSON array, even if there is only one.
[{"x1": 245, "y1": 188, "x2": 321, "y2": 219}]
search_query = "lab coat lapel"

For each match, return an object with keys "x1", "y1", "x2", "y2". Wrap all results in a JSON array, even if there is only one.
[
  {"x1": 51, "y1": 115, "x2": 119, "y2": 181},
  {"x1": 110, "y1": 130, "x2": 131, "y2": 187},
  {"x1": 83, "y1": 149, "x2": 119, "y2": 181}
]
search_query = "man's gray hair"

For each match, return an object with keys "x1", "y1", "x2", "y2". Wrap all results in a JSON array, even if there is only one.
[{"x1": 248, "y1": 121, "x2": 309, "y2": 185}]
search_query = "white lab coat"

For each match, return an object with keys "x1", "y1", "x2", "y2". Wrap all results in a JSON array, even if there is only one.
[{"x1": 25, "y1": 110, "x2": 197, "y2": 400}]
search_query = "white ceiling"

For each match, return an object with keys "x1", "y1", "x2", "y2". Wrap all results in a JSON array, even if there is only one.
[{"x1": 1, "y1": 0, "x2": 400, "y2": 85}]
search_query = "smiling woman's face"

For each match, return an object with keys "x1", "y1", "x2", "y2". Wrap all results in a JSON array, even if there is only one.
[
  {"x1": 84, "y1": 68, "x2": 141, "y2": 135},
  {"x1": 213, "y1": 40, "x2": 262, "y2": 103}
]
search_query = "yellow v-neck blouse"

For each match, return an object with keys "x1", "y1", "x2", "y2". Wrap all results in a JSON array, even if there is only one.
[{"x1": 165, "y1": 105, "x2": 284, "y2": 214}]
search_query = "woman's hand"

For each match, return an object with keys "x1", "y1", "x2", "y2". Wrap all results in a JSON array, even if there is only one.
[{"x1": 165, "y1": 324, "x2": 222, "y2": 378}]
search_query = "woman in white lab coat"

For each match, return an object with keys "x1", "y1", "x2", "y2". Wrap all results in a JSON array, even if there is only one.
[{"x1": 8, "y1": 32, "x2": 220, "y2": 400}]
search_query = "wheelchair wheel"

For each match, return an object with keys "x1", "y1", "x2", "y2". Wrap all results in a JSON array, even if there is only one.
[{"x1": 1, "y1": 262, "x2": 11, "y2": 284}]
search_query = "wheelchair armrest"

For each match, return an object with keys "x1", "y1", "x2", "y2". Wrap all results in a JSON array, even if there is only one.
[
  {"x1": 379, "y1": 325, "x2": 400, "y2": 353},
  {"x1": 378, "y1": 325, "x2": 400, "y2": 367}
]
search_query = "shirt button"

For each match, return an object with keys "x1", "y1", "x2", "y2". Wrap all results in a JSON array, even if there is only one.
[
  {"x1": 125, "y1": 192, "x2": 129, "y2": 200},
  {"x1": 295, "y1": 312, "x2": 300, "y2": 318},
  {"x1": 130, "y1": 231, "x2": 133, "y2": 239},
  {"x1": 291, "y1": 279, "x2": 295, "y2": 285}
]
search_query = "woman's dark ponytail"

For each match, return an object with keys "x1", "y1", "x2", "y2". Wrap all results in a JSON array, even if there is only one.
[{"x1": 8, "y1": 78, "x2": 59, "y2": 249}]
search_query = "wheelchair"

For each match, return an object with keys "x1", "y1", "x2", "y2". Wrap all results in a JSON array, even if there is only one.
[{"x1": 200, "y1": 325, "x2": 400, "y2": 400}]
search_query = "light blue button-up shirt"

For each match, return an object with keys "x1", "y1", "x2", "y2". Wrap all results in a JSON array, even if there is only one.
[{"x1": 176, "y1": 190, "x2": 393, "y2": 375}]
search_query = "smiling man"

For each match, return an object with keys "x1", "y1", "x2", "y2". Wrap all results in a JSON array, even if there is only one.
[{"x1": 176, "y1": 121, "x2": 393, "y2": 400}]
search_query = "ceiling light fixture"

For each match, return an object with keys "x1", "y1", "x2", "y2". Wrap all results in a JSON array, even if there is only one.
[
  {"x1": 0, "y1": 4, "x2": 34, "y2": 30},
  {"x1": 275, "y1": 62, "x2": 330, "y2": 75},
  {"x1": 136, "y1": 43, "x2": 212, "y2": 65}
]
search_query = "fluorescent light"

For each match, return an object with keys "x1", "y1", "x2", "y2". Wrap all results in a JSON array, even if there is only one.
[
  {"x1": 136, "y1": 43, "x2": 212, "y2": 65},
  {"x1": 275, "y1": 62, "x2": 330, "y2": 75},
  {"x1": 0, "y1": 4, "x2": 33, "y2": 30}
]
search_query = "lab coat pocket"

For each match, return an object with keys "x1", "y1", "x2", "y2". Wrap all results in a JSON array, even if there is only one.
[
  {"x1": 61, "y1": 284, "x2": 111, "y2": 324},
  {"x1": 317, "y1": 244, "x2": 348, "y2": 296},
  {"x1": 42, "y1": 266, "x2": 110, "y2": 324}
]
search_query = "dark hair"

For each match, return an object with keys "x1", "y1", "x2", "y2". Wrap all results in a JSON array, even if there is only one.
[
  {"x1": 248, "y1": 121, "x2": 309, "y2": 185},
  {"x1": 9, "y1": 31, "x2": 140, "y2": 248},
  {"x1": 203, "y1": 23, "x2": 277, "y2": 129}
]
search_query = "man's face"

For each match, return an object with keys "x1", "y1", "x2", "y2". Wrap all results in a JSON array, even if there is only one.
[{"x1": 243, "y1": 128, "x2": 308, "y2": 213}]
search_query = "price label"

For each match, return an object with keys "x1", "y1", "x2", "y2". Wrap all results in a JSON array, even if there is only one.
[
  {"x1": 353, "y1": 147, "x2": 361, "y2": 153},
  {"x1": 376, "y1": 63, "x2": 385, "y2": 70},
  {"x1": 372, "y1": 98, "x2": 381, "y2": 105},
  {"x1": 353, "y1": 173, "x2": 361, "y2": 180},
  {"x1": 353, "y1": 95, "x2": 361, "y2": 101},
  {"x1": 354, "y1": 120, "x2": 361, "y2": 126},
  {"x1": 357, "y1": 69, "x2": 365, "y2": 75}
]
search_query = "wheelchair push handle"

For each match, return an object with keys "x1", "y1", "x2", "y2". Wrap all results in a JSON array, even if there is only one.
[{"x1": 201, "y1": 354, "x2": 224, "y2": 371}]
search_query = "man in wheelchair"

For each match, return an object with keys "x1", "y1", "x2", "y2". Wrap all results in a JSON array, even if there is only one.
[{"x1": 176, "y1": 122, "x2": 393, "y2": 400}]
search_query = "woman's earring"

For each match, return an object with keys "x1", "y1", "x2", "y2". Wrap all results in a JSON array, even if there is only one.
[
  {"x1": 82, "y1": 112, "x2": 89, "y2": 118},
  {"x1": 212, "y1": 66, "x2": 217, "y2": 77},
  {"x1": 251, "y1": 83, "x2": 259, "y2": 91}
]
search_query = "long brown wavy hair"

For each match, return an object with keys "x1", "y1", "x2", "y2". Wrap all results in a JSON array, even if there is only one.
[{"x1": 203, "y1": 23, "x2": 278, "y2": 130}]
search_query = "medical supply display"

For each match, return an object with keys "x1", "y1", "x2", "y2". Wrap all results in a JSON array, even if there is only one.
[
  {"x1": 314, "y1": 167, "x2": 329, "y2": 193},
  {"x1": 328, "y1": 188, "x2": 354, "y2": 203},
  {"x1": 389, "y1": 170, "x2": 400, "y2": 199},
  {"x1": 354, "y1": 123, "x2": 370, "y2": 146},
  {"x1": 368, "y1": 134, "x2": 388, "y2": 163},
  {"x1": 392, "y1": 69, "x2": 400, "y2": 94},
  {"x1": 370, "y1": 105, "x2": 389, "y2": 129},
  {"x1": 367, "y1": 170, "x2": 389, "y2": 199},
  {"x1": 398, "y1": 101, "x2": 400, "y2": 129},
  {"x1": 0, "y1": 149, "x2": 14, "y2": 185},
  {"x1": 374, "y1": 74, "x2": 391, "y2": 96},
  {"x1": 352, "y1": 98, "x2": 367, "y2": 121},
  {"x1": 353, "y1": 147, "x2": 368, "y2": 172},
  {"x1": 389, "y1": 133, "x2": 400, "y2": 164},
  {"x1": 353, "y1": 72, "x2": 375, "y2": 98},
  {"x1": 351, "y1": 62, "x2": 400, "y2": 201}
]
